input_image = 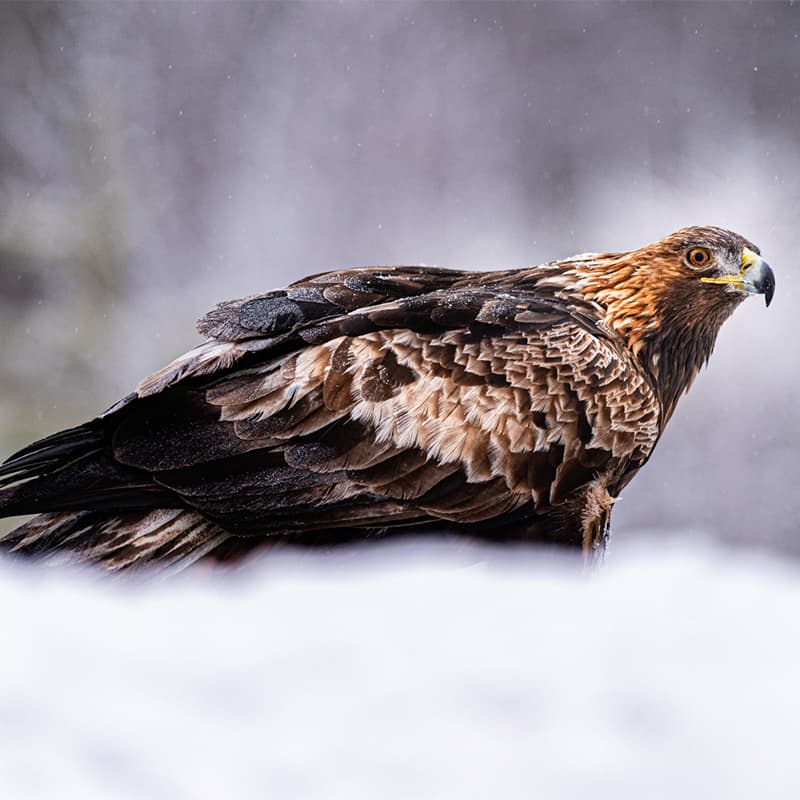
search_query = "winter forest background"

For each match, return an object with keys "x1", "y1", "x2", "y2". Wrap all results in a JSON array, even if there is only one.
[{"x1": 1, "y1": 1, "x2": 797, "y2": 554}]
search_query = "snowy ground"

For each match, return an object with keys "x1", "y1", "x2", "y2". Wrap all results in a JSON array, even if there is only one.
[{"x1": 2, "y1": 536, "x2": 799, "y2": 799}]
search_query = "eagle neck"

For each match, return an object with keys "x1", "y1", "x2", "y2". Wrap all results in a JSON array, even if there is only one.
[
  {"x1": 637, "y1": 297, "x2": 743, "y2": 424},
  {"x1": 567, "y1": 255, "x2": 745, "y2": 425}
]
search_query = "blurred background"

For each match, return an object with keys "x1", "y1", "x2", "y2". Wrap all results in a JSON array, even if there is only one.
[{"x1": 0, "y1": 0, "x2": 797, "y2": 556}]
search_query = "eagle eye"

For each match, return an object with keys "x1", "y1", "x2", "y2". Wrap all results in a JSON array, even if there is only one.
[{"x1": 686, "y1": 247, "x2": 712, "y2": 268}]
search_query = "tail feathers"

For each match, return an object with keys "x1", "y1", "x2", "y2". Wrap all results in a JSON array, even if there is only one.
[
  {"x1": 0, "y1": 447, "x2": 179, "y2": 518},
  {"x1": 0, "y1": 424, "x2": 104, "y2": 486},
  {"x1": 0, "y1": 509, "x2": 230, "y2": 572}
]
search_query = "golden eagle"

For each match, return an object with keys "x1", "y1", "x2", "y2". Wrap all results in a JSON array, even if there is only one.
[{"x1": 0, "y1": 226, "x2": 774, "y2": 571}]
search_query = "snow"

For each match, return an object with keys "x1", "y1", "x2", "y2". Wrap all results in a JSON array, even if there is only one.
[{"x1": 2, "y1": 538, "x2": 799, "y2": 799}]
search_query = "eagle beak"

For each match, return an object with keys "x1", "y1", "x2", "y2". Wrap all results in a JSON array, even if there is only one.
[
  {"x1": 740, "y1": 249, "x2": 775, "y2": 307},
  {"x1": 700, "y1": 247, "x2": 776, "y2": 307}
]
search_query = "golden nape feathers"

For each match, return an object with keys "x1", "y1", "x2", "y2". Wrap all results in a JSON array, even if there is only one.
[{"x1": 0, "y1": 226, "x2": 775, "y2": 572}]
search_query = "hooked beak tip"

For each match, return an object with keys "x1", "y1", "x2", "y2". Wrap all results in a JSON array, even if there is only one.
[
  {"x1": 742, "y1": 256, "x2": 775, "y2": 307},
  {"x1": 758, "y1": 262, "x2": 775, "y2": 307}
]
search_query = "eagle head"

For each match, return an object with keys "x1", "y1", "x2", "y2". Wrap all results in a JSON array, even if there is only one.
[
  {"x1": 573, "y1": 225, "x2": 775, "y2": 419},
  {"x1": 576, "y1": 225, "x2": 774, "y2": 348},
  {"x1": 655, "y1": 225, "x2": 775, "y2": 307}
]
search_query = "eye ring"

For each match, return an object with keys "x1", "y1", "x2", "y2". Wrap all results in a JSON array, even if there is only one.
[{"x1": 686, "y1": 247, "x2": 712, "y2": 268}]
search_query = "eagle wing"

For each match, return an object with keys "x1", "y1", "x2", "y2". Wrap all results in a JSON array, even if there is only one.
[
  {"x1": 0, "y1": 266, "x2": 661, "y2": 564},
  {"x1": 123, "y1": 271, "x2": 660, "y2": 537}
]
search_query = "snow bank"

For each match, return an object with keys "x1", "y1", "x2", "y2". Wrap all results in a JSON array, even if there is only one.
[{"x1": 2, "y1": 539, "x2": 799, "y2": 799}]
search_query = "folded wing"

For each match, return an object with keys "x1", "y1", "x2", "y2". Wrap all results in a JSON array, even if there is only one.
[{"x1": 0, "y1": 265, "x2": 661, "y2": 567}]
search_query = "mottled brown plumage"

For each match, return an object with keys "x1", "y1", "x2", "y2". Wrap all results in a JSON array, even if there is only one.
[{"x1": 0, "y1": 226, "x2": 775, "y2": 571}]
